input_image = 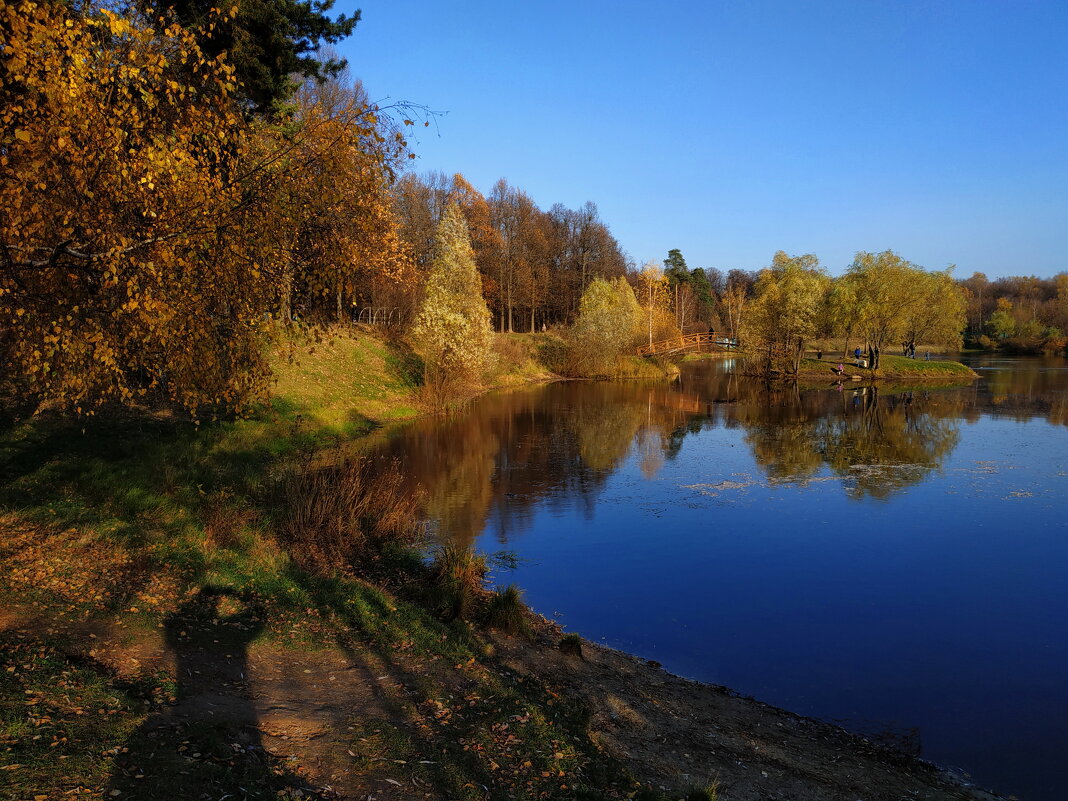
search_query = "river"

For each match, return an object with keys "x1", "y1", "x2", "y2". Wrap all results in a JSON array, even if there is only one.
[{"x1": 371, "y1": 354, "x2": 1068, "y2": 800}]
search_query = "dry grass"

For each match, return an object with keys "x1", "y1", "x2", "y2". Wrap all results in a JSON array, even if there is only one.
[
  {"x1": 277, "y1": 452, "x2": 423, "y2": 571},
  {"x1": 428, "y1": 544, "x2": 487, "y2": 622}
]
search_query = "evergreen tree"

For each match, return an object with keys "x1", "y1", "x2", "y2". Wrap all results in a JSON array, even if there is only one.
[
  {"x1": 151, "y1": 0, "x2": 359, "y2": 114},
  {"x1": 663, "y1": 248, "x2": 690, "y2": 285},
  {"x1": 689, "y1": 267, "x2": 716, "y2": 320}
]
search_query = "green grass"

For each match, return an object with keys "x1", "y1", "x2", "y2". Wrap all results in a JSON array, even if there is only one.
[
  {"x1": 483, "y1": 584, "x2": 530, "y2": 636},
  {"x1": 797, "y1": 354, "x2": 977, "y2": 379},
  {"x1": 270, "y1": 327, "x2": 424, "y2": 433}
]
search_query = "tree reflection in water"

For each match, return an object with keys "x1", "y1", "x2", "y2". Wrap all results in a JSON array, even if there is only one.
[{"x1": 369, "y1": 357, "x2": 1066, "y2": 542}]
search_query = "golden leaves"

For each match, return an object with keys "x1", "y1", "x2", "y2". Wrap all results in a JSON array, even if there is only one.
[{"x1": 3, "y1": 2, "x2": 419, "y2": 417}]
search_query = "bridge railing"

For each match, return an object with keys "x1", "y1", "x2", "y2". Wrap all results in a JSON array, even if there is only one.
[
  {"x1": 353, "y1": 307, "x2": 400, "y2": 326},
  {"x1": 637, "y1": 332, "x2": 737, "y2": 357}
]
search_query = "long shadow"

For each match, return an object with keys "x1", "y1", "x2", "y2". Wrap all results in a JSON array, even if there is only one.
[
  {"x1": 107, "y1": 586, "x2": 316, "y2": 800},
  {"x1": 283, "y1": 567, "x2": 632, "y2": 800}
]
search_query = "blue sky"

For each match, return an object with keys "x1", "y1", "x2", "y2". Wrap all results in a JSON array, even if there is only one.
[{"x1": 335, "y1": 1, "x2": 1068, "y2": 278}]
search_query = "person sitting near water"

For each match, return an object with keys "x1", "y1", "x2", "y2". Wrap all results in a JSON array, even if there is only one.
[{"x1": 832, "y1": 363, "x2": 845, "y2": 376}]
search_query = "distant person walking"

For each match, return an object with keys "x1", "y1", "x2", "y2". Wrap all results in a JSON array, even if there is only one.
[
  {"x1": 816, "y1": 349, "x2": 823, "y2": 360},
  {"x1": 924, "y1": 350, "x2": 931, "y2": 361}
]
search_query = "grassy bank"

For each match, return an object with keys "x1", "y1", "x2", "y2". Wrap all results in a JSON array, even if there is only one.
[
  {"x1": 0, "y1": 327, "x2": 648, "y2": 800},
  {"x1": 0, "y1": 326, "x2": 686, "y2": 801},
  {"x1": 0, "y1": 328, "x2": 994, "y2": 801},
  {"x1": 795, "y1": 354, "x2": 978, "y2": 380}
]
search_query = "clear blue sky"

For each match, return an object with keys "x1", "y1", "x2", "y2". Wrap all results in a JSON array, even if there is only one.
[{"x1": 335, "y1": 0, "x2": 1068, "y2": 279}]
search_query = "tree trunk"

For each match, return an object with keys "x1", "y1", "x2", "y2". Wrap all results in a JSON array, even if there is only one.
[{"x1": 726, "y1": 288, "x2": 734, "y2": 340}]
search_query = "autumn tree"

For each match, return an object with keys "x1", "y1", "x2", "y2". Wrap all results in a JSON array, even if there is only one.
[
  {"x1": 1, "y1": 3, "x2": 279, "y2": 413},
  {"x1": 826, "y1": 278, "x2": 860, "y2": 358},
  {"x1": 838, "y1": 251, "x2": 964, "y2": 370},
  {"x1": 901, "y1": 268, "x2": 966, "y2": 354},
  {"x1": 635, "y1": 261, "x2": 676, "y2": 346},
  {"x1": 409, "y1": 205, "x2": 493, "y2": 402},
  {"x1": 984, "y1": 298, "x2": 1017, "y2": 340},
  {"x1": 747, "y1": 252, "x2": 830, "y2": 375},
  {"x1": 959, "y1": 272, "x2": 992, "y2": 337},
  {"x1": 838, "y1": 251, "x2": 915, "y2": 370},
  {"x1": 271, "y1": 74, "x2": 415, "y2": 324},
  {"x1": 567, "y1": 277, "x2": 643, "y2": 377}
]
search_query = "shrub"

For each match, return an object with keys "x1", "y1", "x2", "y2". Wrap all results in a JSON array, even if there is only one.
[
  {"x1": 559, "y1": 632, "x2": 583, "y2": 659},
  {"x1": 483, "y1": 584, "x2": 529, "y2": 635},
  {"x1": 277, "y1": 453, "x2": 422, "y2": 570},
  {"x1": 428, "y1": 545, "x2": 487, "y2": 621}
]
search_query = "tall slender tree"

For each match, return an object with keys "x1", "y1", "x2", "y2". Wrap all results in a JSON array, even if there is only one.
[{"x1": 409, "y1": 205, "x2": 493, "y2": 398}]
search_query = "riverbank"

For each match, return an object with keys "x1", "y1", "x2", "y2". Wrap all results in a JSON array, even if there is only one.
[
  {"x1": 793, "y1": 354, "x2": 978, "y2": 381},
  {"x1": 0, "y1": 329, "x2": 1000, "y2": 800}
]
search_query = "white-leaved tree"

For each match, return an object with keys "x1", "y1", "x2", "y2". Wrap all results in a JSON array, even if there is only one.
[{"x1": 410, "y1": 204, "x2": 494, "y2": 403}]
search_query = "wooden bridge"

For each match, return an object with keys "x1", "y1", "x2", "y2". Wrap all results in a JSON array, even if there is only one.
[{"x1": 637, "y1": 332, "x2": 738, "y2": 357}]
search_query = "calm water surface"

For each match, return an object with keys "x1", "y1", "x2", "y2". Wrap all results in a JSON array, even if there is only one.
[{"x1": 373, "y1": 355, "x2": 1068, "y2": 800}]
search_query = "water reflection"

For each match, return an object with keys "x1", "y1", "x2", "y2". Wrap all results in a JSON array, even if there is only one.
[
  {"x1": 375, "y1": 382, "x2": 705, "y2": 545},
  {"x1": 375, "y1": 362, "x2": 1019, "y2": 539}
]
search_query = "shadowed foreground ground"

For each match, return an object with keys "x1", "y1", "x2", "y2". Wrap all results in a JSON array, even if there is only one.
[{"x1": 0, "y1": 547, "x2": 1003, "y2": 801}]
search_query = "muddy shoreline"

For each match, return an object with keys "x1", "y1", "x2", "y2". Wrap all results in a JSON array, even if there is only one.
[{"x1": 496, "y1": 616, "x2": 1006, "y2": 801}]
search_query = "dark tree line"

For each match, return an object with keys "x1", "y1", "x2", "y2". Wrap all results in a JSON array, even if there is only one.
[{"x1": 958, "y1": 272, "x2": 1068, "y2": 352}]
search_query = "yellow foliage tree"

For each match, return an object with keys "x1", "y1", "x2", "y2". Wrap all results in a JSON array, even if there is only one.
[
  {"x1": 1, "y1": 2, "x2": 275, "y2": 413},
  {"x1": 1, "y1": 3, "x2": 418, "y2": 414},
  {"x1": 269, "y1": 76, "x2": 416, "y2": 324},
  {"x1": 635, "y1": 261, "x2": 677, "y2": 347}
]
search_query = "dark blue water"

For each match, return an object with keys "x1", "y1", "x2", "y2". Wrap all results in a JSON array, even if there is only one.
[{"x1": 376, "y1": 355, "x2": 1068, "y2": 800}]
